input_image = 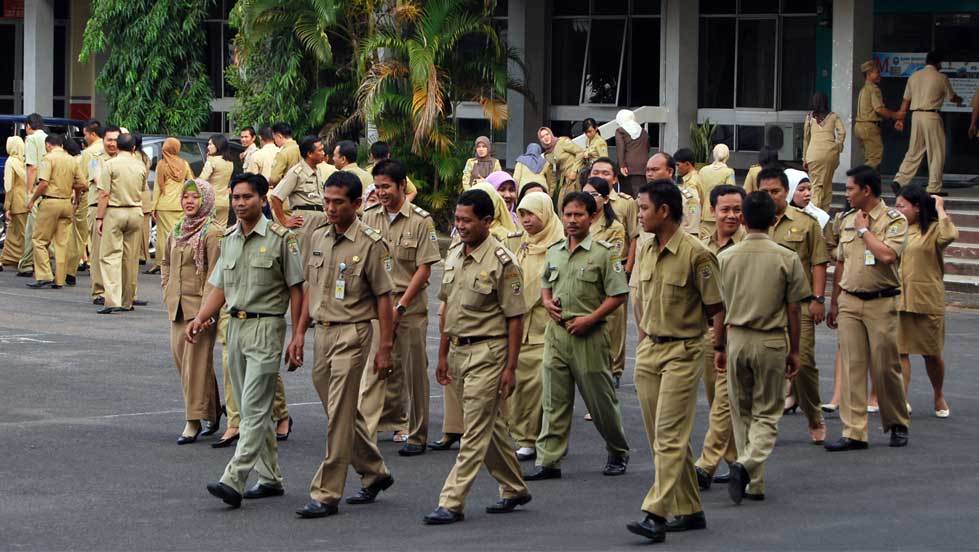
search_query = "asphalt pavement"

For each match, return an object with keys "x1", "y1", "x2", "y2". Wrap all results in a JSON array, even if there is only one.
[{"x1": 0, "y1": 266, "x2": 977, "y2": 551}]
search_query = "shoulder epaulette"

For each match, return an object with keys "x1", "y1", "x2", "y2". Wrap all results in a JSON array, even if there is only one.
[
  {"x1": 495, "y1": 247, "x2": 514, "y2": 265},
  {"x1": 412, "y1": 205, "x2": 431, "y2": 218},
  {"x1": 887, "y1": 208, "x2": 902, "y2": 220},
  {"x1": 548, "y1": 239, "x2": 566, "y2": 250},
  {"x1": 364, "y1": 202, "x2": 382, "y2": 211},
  {"x1": 224, "y1": 224, "x2": 238, "y2": 236},
  {"x1": 361, "y1": 224, "x2": 383, "y2": 242},
  {"x1": 290, "y1": 164, "x2": 304, "y2": 175},
  {"x1": 841, "y1": 208, "x2": 857, "y2": 219},
  {"x1": 507, "y1": 230, "x2": 524, "y2": 239},
  {"x1": 268, "y1": 222, "x2": 288, "y2": 237},
  {"x1": 617, "y1": 192, "x2": 633, "y2": 200},
  {"x1": 448, "y1": 239, "x2": 463, "y2": 250},
  {"x1": 682, "y1": 188, "x2": 696, "y2": 199},
  {"x1": 596, "y1": 239, "x2": 614, "y2": 249}
]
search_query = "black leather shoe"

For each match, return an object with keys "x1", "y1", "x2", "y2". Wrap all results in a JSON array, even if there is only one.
[
  {"x1": 96, "y1": 306, "x2": 125, "y2": 314},
  {"x1": 399, "y1": 443, "x2": 426, "y2": 457},
  {"x1": 132, "y1": 299, "x2": 148, "y2": 306},
  {"x1": 428, "y1": 433, "x2": 461, "y2": 451},
  {"x1": 16, "y1": 270, "x2": 33, "y2": 277},
  {"x1": 243, "y1": 483, "x2": 285, "y2": 499},
  {"x1": 65, "y1": 275, "x2": 77, "y2": 286},
  {"x1": 423, "y1": 506, "x2": 464, "y2": 525},
  {"x1": 728, "y1": 462, "x2": 749, "y2": 505},
  {"x1": 276, "y1": 416, "x2": 293, "y2": 441},
  {"x1": 516, "y1": 449, "x2": 537, "y2": 462},
  {"x1": 177, "y1": 426, "x2": 202, "y2": 445},
  {"x1": 27, "y1": 280, "x2": 55, "y2": 288},
  {"x1": 200, "y1": 418, "x2": 221, "y2": 437},
  {"x1": 78, "y1": 262, "x2": 89, "y2": 272},
  {"x1": 889, "y1": 425, "x2": 909, "y2": 447},
  {"x1": 206, "y1": 482, "x2": 242, "y2": 508},
  {"x1": 665, "y1": 511, "x2": 707, "y2": 532},
  {"x1": 486, "y1": 494, "x2": 532, "y2": 513},
  {"x1": 93, "y1": 296, "x2": 105, "y2": 305},
  {"x1": 211, "y1": 433, "x2": 239, "y2": 448},
  {"x1": 713, "y1": 467, "x2": 731, "y2": 484},
  {"x1": 523, "y1": 465, "x2": 562, "y2": 481},
  {"x1": 143, "y1": 265, "x2": 161, "y2": 275},
  {"x1": 744, "y1": 492, "x2": 766, "y2": 501},
  {"x1": 345, "y1": 475, "x2": 394, "y2": 505},
  {"x1": 696, "y1": 466, "x2": 712, "y2": 491},
  {"x1": 296, "y1": 500, "x2": 338, "y2": 518},
  {"x1": 824, "y1": 437, "x2": 869, "y2": 452},
  {"x1": 602, "y1": 454, "x2": 629, "y2": 476},
  {"x1": 626, "y1": 514, "x2": 667, "y2": 543}
]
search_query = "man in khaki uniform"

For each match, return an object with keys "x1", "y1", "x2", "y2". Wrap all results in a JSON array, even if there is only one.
[
  {"x1": 718, "y1": 191, "x2": 808, "y2": 504},
  {"x1": 424, "y1": 188, "x2": 530, "y2": 525},
  {"x1": 270, "y1": 135, "x2": 326, "y2": 245},
  {"x1": 89, "y1": 126, "x2": 118, "y2": 304},
  {"x1": 25, "y1": 134, "x2": 84, "y2": 288},
  {"x1": 757, "y1": 167, "x2": 830, "y2": 443},
  {"x1": 365, "y1": 141, "x2": 418, "y2": 203},
  {"x1": 246, "y1": 125, "x2": 280, "y2": 180},
  {"x1": 694, "y1": 185, "x2": 745, "y2": 491},
  {"x1": 855, "y1": 60, "x2": 899, "y2": 169},
  {"x1": 644, "y1": 152, "x2": 701, "y2": 238},
  {"x1": 16, "y1": 114, "x2": 46, "y2": 276},
  {"x1": 95, "y1": 133, "x2": 145, "y2": 313},
  {"x1": 334, "y1": 140, "x2": 374, "y2": 190},
  {"x1": 893, "y1": 51, "x2": 963, "y2": 195},
  {"x1": 674, "y1": 148, "x2": 705, "y2": 202},
  {"x1": 827, "y1": 165, "x2": 911, "y2": 450},
  {"x1": 627, "y1": 179, "x2": 724, "y2": 544},
  {"x1": 239, "y1": 126, "x2": 257, "y2": 169},
  {"x1": 361, "y1": 159, "x2": 441, "y2": 456},
  {"x1": 268, "y1": 122, "x2": 300, "y2": 187},
  {"x1": 65, "y1": 120, "x2": 103, "y2": 285}
]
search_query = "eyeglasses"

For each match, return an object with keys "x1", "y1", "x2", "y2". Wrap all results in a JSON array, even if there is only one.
[{"x1": 586, "y1": 191, "x2": 602, "y2": 198}]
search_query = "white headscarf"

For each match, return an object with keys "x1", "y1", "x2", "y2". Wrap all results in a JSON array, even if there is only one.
[
  {"x1": 785, "y1": 168, "x2": 829, "y2": 228},
  {"x1": 616, "y1": 109, "x2": 642, "y2": 140}
]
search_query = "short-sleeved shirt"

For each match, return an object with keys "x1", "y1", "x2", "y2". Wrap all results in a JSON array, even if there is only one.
[
  {"x1": 271, "y1": 161, "x2": 321, "y2": 207},
  {"x1": 630, "y1": 230, "x2": 722, "y2": 338},
  {"x1": 209, "y1": 216, "x2": 305, "y2": 314},
  {"x1": 269, "y1": 140, "x2": 300, "y2": 185},
  {"x1": 341, "y1": 163, "x2": 374, "y2": 190},
  {"x1": 24, "y1": 130, "x2": 47, "y2": 167},
  {"x1": 362, "y1": 200, "x2": 441, "y2": 314},
  {"x1": 247, "y1": 143, "x2": 280, "y2": 180},
  {"x1": 608, "y1": 190, "x2": 639, "y2": 246},
  {"x1": 303, "y1": 218, "x2": 393, "y2": 323},
  {"x1": 702, "y1": 225, "x2": 746, "y2": 255},
  {"x1": 680, "y1": 186, "x2": 702, "y2": 236},
  {"x1": 903, "y1": 65, "x2": 957, "y2": 111},
  {"x1": 837, "y1": 201, "x2": 908, "y2": 293},
  {"x1": 589, "y1": 217, "x2": 627, "y2": 259},
  {"x1": 98, "y1": 152, "x2": 146, "y2": 207},
  {"x1": 769, "y1": 206, "x2": 830, "y2": 291},
  {"x1": 718, "y1": 234, "x2": 809, "y2": 330},
  {"x1": 541, "y1": 234, "x2": 628, "y2": 321},
  {"x1": 857, "y1": 82, "x2": 884, "y2": 122},
  {"x1": 439, "y1": 235, "x2": 526, "y2": 338},
  {"x1": 38, "y1": 148, "x2": 83, "y2": 198},
  {"x1": 241, "y1": 143, "x2": 258, "y2": 169},
  {"x1": 81, "y1": 140, "x2": 108, "y2": 205}
]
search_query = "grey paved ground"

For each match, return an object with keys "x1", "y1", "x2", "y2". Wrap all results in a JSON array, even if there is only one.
[{"x1": 0, "y1": 266, "x2": 977, "y2": 551}]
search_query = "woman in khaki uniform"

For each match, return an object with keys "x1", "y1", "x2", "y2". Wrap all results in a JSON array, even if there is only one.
[
  {"x1": 150, "y1": 138, "x2": 193, "y2": 273},
  {"x1": 742, "y1": 146, "x2": 779, "y2": 194},
  {"x1": 2, "y1": 136, "x2": 29, "y2": 267},
  {"x1": 200, "y1": 134, "x2": 235, "y2": 226},
  {"x1": 538, "y1": 126, "x2": 584, "y2": 201},
  {"x1": 582, "y1": 118, "x2": 608, "y2": 164},
  {"x1": 162, "y1": 179, "x2": 223, "y2": 443},
  {"x1": 697, "y1": 143, "x2": 736, "y2": 236},
  {"x1": 895, "y1": 186, "x2": 957, "y2": 418},
  {"x1": 803, "y1": 92, "x2": 846, "y2": 213},
  {"x1": 460, "y1": 136, "x2": 502, "y2": 191},
  {"x1": 512, "y1": 144, "x2": 551, "y2": 193}
]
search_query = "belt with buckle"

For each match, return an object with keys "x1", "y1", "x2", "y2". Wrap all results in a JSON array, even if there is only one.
[
  {"x1": 41, "y1": 195, "x2": 70, "y2": 200},
  {"x1": 450, "y1": 335, "x2": 502, "y2": 347},
  {"x1": 856, "y1": 120, "x2": 881, "y2": 125},
  {"x1": 229, "y1": 310, "x2": 284, "y2": 320},
  {"x1": 912, "y1": 109, "x2": 938, "y2": 113},
  {"x1": 843, "y1": 288, "x2": 900, "y2": 300},
  {"x1": 314, "y1": 320, "x2": 356, "y2": 327},
  {"x1": 647, "y1": 334, "x2": 689, "y2": 344},
  {"x1": 291, "y1": 205, "x2": 321, "y2": 211}
]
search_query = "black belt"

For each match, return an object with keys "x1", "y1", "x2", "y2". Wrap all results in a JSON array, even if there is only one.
[
  {"x1": 647, "y1": 334, "x2": 691, "y2": 344},
  {"x1": 107, "y1": 205, "x2": 141, "y2": 208},
  {"x1": 229, "y1": 310, "x2": 284, "y2": 320},
  {"x1": 856, "y1": 120, "x2": 881, "y2": 125},
  {"x1": 843, "y1": 288, "x2": 900, "y2": 300},
  {"x1": 912, "y1": 109, "x2": 938, "y2": 113},
  {"x1": 41, "y1": 195, "x2": 70, "y2": 200},
  {"x1": 314, "y1": 320, "x2": 357, "y2": 327},
  {"x1": 450, "y1": 335, "x2": 502, "y2": 346},
  {"x1": 291, "y1": 205, "x2": 321, "y2": 212}
]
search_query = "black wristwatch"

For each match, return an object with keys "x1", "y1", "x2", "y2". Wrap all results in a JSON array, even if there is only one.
[
  {"x1": 395, "y1": 303, "x2": 407, "y2": 314},
  {"x1": 812, "y1": 296, "x2": 826, "y2": 304}
]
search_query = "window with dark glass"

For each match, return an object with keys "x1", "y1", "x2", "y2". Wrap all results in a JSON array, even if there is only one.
[
  {"x1": 698, "y1": 18, "x2": 736, "y2": 108},
  {"x1": 740, "y1": 0, "x2": 779, "y2": 14},
  {"x1": 780, "y1": 0, "x2": 818, "y2": 14},
  {"x1": 780, "y1": 16, "x2": 817, "y2": 110},
  {"x1": 700, "y1": 0, "x2": 736, "y2": 14},
  {"x1": 626, "y1": 18, "x2": 661, "y2": 106},
  {"x1": 581, "y1": 20, "x2": 626, "y2": 104},
  {"x1": 554, "y1": 0, "x2": 589, "y2": 16},
  {"x1": 736, "y1": 125, "x2": 764, "y2": 151},
  {"x1": 736, "y1": 19, "x2": 776, "y2": 108},
  {"x1": 551, "y1": 19, "x2": 590, "y2": 105}
]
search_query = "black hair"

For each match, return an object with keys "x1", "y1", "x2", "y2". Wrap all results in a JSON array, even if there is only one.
[
  {"x1": 132, "y1": 132, "x2": 143, "y2": 149},
  {"x1": 83, "y1": 119, "x2": 103, "y2": 137},
  {"x1": 562, "y1": 191, "x2": 597, "y2": 216},
  {"x1": 371, "y1": 158, "x2": 407, "y2": 185},
  {"x1": 231, "y1": 173, "x2": 270, "y2": 198},
  {"x1": 743, "y1": 191, "x2": 777, "y2": 230},
  {"x1": 584, "y1": 176, "x2": 617, "y2": 226},
  {"x1": 583, "y1": 118, "x2": 599, "y2": 132},
  {"x1": 758, "y1": 145, "x2": 779, "y2": 167},
  {"x1": 299, "y1": 135, "x2": 322, "y2": 159},
  {"x1": 651, "y1": 151, "x2": 677, "y2": 180},
  {"x1": 271, "y1": 122, "x2": 292, "y2": 138},
  {"x1": 117, "y1": 133, "x2": 136, "y2": 152},
  {"x1": 209, "y1": 134, "x2": 235, "y2": 163},
  {"x1": 336, "y1": 140, "x2": 358, "y2": 164},
  {"x1": 259, "y1": 124, "x2": 273, "y2": 142},
  {"x1": 324, "y1": 170, "x2": 362, "y2": 202},
  {"x1": 810, "y1": 92, "x2": 830, "y2": 119},
  {"x1": 710, "y1": 184, "x2": 746, "y2": 208},
  {"x1": 369, "y1": 141, "x2": 391, "y2": 160},
  {"x1": 897, "y1": 184, "x2": 938, "y2": 234},
  {"x1": 638, "y1": 179, "x2": 683, "y2": 223},
  {"x1": 926, "y1": 50, "x2": 942, "y2": 67},
  {"x1": 44, "y1": 133, "x2": 65, "y2": 148},
  {"x1": 240, "y1": 126, "x2": 256, "y2": 138},
  {"x1": 673, "y1": 148, "x2": 695, "y2": 165},
  {"x1": 517, "y1": 181, "x2": 547, "y2": 204},
  {"x1": 64, "y1": 138, "x2": 82, "y2": 156},
  {"x1": 846, "y1": 165, "x2": 881, "y2": 197},
  {"x1": 758, "y1": 167, "x2": 789, "y2": 191},
  {"x1": 789, "y1": 176, "x2": 812, "y2": 209},
  {"x1": 26, "y1": 113, "x2": 44, "y2": 131},
  {"x1": 457, "y1": 189, "x2": 495, "y2": 220},
  {"x1": 103, "y1": 124, "x2": 121, "y2": 137},
  {"x1": 592, "y1": 156, "x2": 618, "y2": 174}
]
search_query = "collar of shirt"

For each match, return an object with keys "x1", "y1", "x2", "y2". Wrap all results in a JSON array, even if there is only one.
[
  {"x1": 744, "y1": 233, "x2": 770, "y2": 241},
  {"x1": 867, "y1": 199, "x2": 887, "y2": 221},
  {"x1": 327, "y1": 218, "x2": 363, "y2": 243},
  {"x1": 655, "y1": 228, "x2": 684, "y2": 256},
  {"x1": 710, "y1": 225, "x2": 745, "y2": 249},
  {"x1": 233, "y1": 215, "x2": 269, "y2": 239},
  {"x1": 462, "y1": 234, "x2": 495, "y2": 262},
  {"x1": 262, "y1": 143, "x2": 278, "y2": 152},
  {"x1": 775, "y1": 205, "x2": 801, "y2": 227},
  {"x1": 559, "y1": 233, "x2": 594, "y2": 254},
  {"x1": 386, "y1": 198, "x2": 412, "y2": 221},
  {"x1": 609, "y1": 189, "x2": 622, "y2": 202}
]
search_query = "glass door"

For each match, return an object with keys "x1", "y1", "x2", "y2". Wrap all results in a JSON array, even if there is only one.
[{"x1": 0, "y1": 21, "x2": 23, "y2": 113}]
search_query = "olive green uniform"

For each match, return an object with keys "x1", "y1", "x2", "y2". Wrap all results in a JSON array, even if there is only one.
[
  {"x1": 856, "y1": 81, "x2": 885, "y2": 168},
  {"x1": 607, "y1": 190, "x2": 638, "y2": 379},
  {"x1": 718, "y1": 234, "x2": 809, "y2": 495},
  {"x1": 536, "y1": 235, "x2": 630, "y2": 468},
  {"x1": 32, "y1": 148, "x2": 84, "y2": 285},
  {"x1": 208, "y1": 216, "x2": 304, "y2": 494},
  {"x1": 270, "y1": 161, "x2": 325, "y2": 244}
]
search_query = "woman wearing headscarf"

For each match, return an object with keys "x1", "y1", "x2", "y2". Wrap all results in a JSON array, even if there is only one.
[
  {"x1": 2, "y1": 136, "x2": 29, "y2": 268},
  {"x1": 613, "y1": 109, "x2": 650, "y2": 197},
  {"x1": 803, "y1": 91, "x2": 846, "y2": 213},
  {"x1": 470, "y1": 180, "x2": 518, "y2": 241},
  {"x1": 513, "y1": 143, "x2": 551, "y2": 192},
  {"x1": 895, "y1": 186, "x2": 958, "y2": 418},
  {"x1": 486, "y1": 170, "x2": 520, "y2": 229},
  {"x1": 162, "y1": 179, "x2": 223, "y2": 444},
  {"x1": 200, "y1": 134, "x2": 235, "y2": 226},
  {"x1": 697, "y1": 143, "x2": 736, "y2": 237},
  {"x1": 506, "y1": 190, "x2": 565, "y2": 460},
  {"x1": 786, "y1": 168, "x2": 830, "y2": 229},
  {"x1": 150, "y1": 138, "x2": 193, "y2": 274},
  {"x1": 582, "y1": 118, "x2": 608, "y2": 163},
  {"x1": 538, "y1": 126, "x2": 584, "y2": 202},
  {"x1": 461, "y1": 136, "x2": 502, "y2": 191}
]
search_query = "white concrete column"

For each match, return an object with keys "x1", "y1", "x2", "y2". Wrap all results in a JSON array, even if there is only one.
[
  {"x1": 660, "y1": 0, "x2": 699, "y2": 154},
  {"x1": 24, "y1": 0, "x2": 55, "y2": 115},
  {"x1": 831, "y1": 0, "x2": 873, "y2": 180},
  {"x1": 505, "y1": 0, "x2": 547, "y2": 167}
]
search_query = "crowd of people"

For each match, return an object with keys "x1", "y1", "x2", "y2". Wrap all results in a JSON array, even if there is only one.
[{"x1": 0, "y1": 54, "x2": 966, "y2": 545}]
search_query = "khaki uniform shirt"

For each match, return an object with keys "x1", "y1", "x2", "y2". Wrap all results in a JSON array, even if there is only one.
[
  {"x1": 680, "y1": 186, "x2": 702, "y2": 236},
  {"x1": 241, "y1": 143, "x2": 258, "y2": 169},
  {"x1": 904, "y1": 65, "x2": 956, "y2": 111},
  {"x1": 247, "y1": 143, "x2": 280, "y2": 180},
  {"x1": 81, "y1": 139, "x2": 107, "y2": 206},
  {"x1": 542, "y1": 234, "x2": 628, "y2": 320},
  {"x1": 152, "y1": 159, "x2": 193, "y2": 212},
  {"x1": 589, "y1": 217, "x2": 627, "y2": 259},
  {"x1": 38, "y1": 148, "x2": 84, "y2": 198},
  {"x1": 719, "y1": 234, "x2": 809, "y2": 330},
  {"x1": 341, "y1": 163, "x2": 375, "y2": 191},
  {"x1": 697, "y1": 164, "x2": 736, "y2": 222},
  {"x1": 208, "y1": 216, "x2": 305, "y2": 314},
  {"x1": 584, "y1": 133, "x2": 609, "y2": 162},
  {"x1": 769, "y1": 206, "x2": 830, "y2": 291},
  {"x1": 24, "y1": 130, "x2": 46, "y2": 168},
  {"x1": 898, "y1": 218, "x2": 958, "y2": 315},
  {"x1": 161, "y1": 226, "x2": 223, "y2": 321},
  {"x1": 837, "y1": 201, "x2": 908, "y2": 293},
  {"x1": 743, "y1": 164, "x2": 762, "y2": 194},
  {"x1": 98, "y1": 152, "x2": 146, "y2": 207},
  {"x1": 702, "y1": 225, "x2": 746, "y2": 254},
  {"x1": 362, "y1": 201, "x2": 441, "y2": 315},
  {"x1": 317, "y1": 161, "x2": 337, "y2": 184},
  {"x1": 303, "y1": 218, "x2": 393, "y2": 323},
  {"x1": 630, "y1": 230, "x2": 722, "y2": 338},
  {"x1": 608, "y1": 189, "x2": 639, "y2": 246},
  {"x1": 269, "y1": 140, "x2": 300, "y2": 185},
  {"x1": 439, "y1": 236, "x2": 526, "y2": 338},
  {"x1": 365, "y1": 162, "x2": 418, "y2": 196},
  {"x1": 271, "y1": 161, "x2": 322, "y2": 208},
  {"x1": 201, "y1": 156, "x2": 234, "y2": 208},
  {"x1": 857, "y1": 82, "x2": 885, "y2": 122}
]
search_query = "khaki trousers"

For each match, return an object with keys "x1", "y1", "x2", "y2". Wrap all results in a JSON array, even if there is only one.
[
  {"x1": 0, "y1": 211, "x2": 27, "y2": 265},
  {"x1": 894, "y1": 112, "x2": 946, "y2": 193},
  {"x1": 219, "y1": 316, "x2": 285, "y2": 494},
  {"x1": 608, "y1": 303, "x2": 627, "y2": 378},
  {"x1": 790, "y1": 304, "x2": 823, "y2": 427},
  {"x1": 218, "y1": 312, "x2": 288, "y2": 428},
  {"x1": 87, "y1": 205, "x2": 105, "y2": 298},
  {"x1": 855, "y1": 122, "x2": 884, "y2": 169},
  {"x1": 154, "y1": 210, "x2": 182, "y2": 267},
  {"x1": 17, "y1": 204, "x2": 37, "y2": 272},
  {"x1": 170, "y1": 319, "x2": 221, "y2": 422},
  {"x1": 807, "y1": 152, "x2": 839, "y2": 213},
  {"x1": 437, "y1": 338, "x2": 528, "y2": 512},
  {"x1": 507, "y1": 342, "x2": 543, "y2": 449},
  {"x1": 99, "y1": 206, "x2": 141, "y2": 309},
  {"x1": 727, "y1": 327, "x2": 787, "y2": 495},
  {"x1": 837, "y1": 293, "x2": 910, "y2": 441},
  {"x1": 32, "y1": 197, "x2": 73, "y2": 284},
  {"x1": 309, "y1": 322, "x2": 390, "y2": 504},
  {"x1": 634, "y1": 337, "x2": 703, "y2": 518},
  {"x1": 441, "y1": 356, "x2": 466, "y2": 436},
  {"x1": 139, "y1": 212, "x2": 151, "y2": 262},
  {"x1": 66, "y1": 201, "x2": 89, "y2": 277},
  {"x1": 696, "y1": 333, "x2": 737, "y2": 475}
]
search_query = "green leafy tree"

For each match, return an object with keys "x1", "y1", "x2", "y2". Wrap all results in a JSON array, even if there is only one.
[{"x1": 80, "y1": 0, "x2": 214, "y2": 135}]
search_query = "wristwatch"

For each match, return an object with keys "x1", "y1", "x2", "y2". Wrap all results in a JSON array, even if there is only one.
[
  {"x1": 395, "y1": 303, "x2": 407, "y2": 314},
  {"x1": 856, "y1": 227, "x2": 869, "y2": 238},
  {"x1": 812, "y1": 296, "x2": 826, "y2": 304}
]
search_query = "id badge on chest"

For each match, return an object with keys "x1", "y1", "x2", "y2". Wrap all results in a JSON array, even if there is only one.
[
  {"x1": 335, "y1": 261, "x2": 348, "y2": 300},
  {"x1": 864, "y1": 248, "x2": 876, "y2": 266}
]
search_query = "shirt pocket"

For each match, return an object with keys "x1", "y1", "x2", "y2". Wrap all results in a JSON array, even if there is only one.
[
  {"x1": 307, "y1": 254, "x2": 325, "y2": 285},
  {"x1": 221, "y1": 256, "x2": 239, "y2": 284},
  {"x1": 463, "y1": 275, "x2": 496, "y2": 311},
  {"x1": 575, "y1": 265, "x2": 602, "y2": 292},
  {"x1": 249, "y1": 255, "x2": 276, "y2": 285},
  {"x1": 396, "y1": 237, "x2": 418, "y2": 261},
  {"x1": 343, "y1": 264, "x2": 365, "y2": 296},
  {"x1": 662, "y1": 272, "x2": 689, "y2": 302}
]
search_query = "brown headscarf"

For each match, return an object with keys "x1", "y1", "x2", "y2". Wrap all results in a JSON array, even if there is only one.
[
  {"x1": 471, "y1": 136, "x2": 496, "y2": 182},
  {"x1": 156, "y1": 137, "x2": 188, "y2": 194},
  {"x1": 538, "y1": 126, "x2": 556, "y2": 154}
]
